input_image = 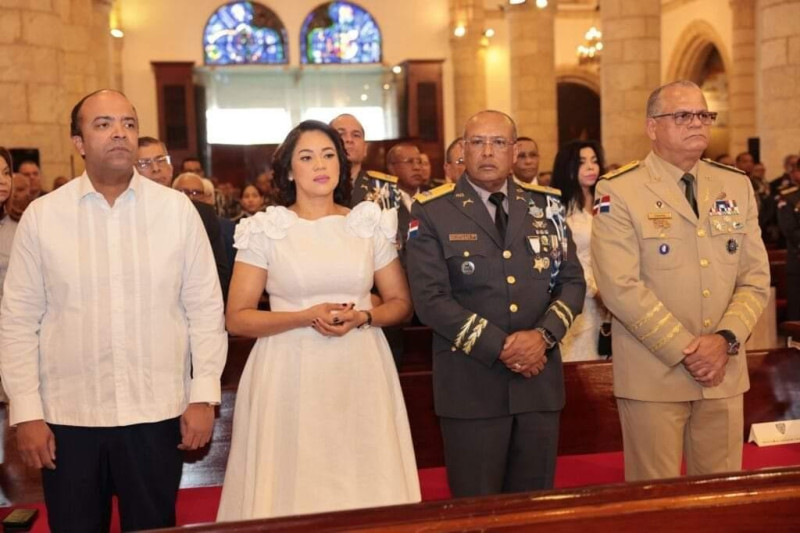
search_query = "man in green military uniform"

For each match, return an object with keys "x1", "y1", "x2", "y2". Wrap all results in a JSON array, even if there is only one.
[{"x1": 406, "y1": 110, "x2": 586, "y2": 497}]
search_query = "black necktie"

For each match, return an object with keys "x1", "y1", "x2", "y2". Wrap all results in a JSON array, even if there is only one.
[
  {"x1": 681, "y1": 173, "x2": 698, "y2": 217},
  {"x1": 489, "y1": 192, "x2": 508, "y2": 240}
]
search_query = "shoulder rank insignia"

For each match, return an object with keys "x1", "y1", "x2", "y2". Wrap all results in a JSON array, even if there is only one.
[
  {"x1": 366, "y1": 170, "x2": 398, "y2": 183},
  {"x1": 513, "y1": 178, "x2": 561, "y2": 197},
  {"x1": 702, "y1": 158, "x2": 746, "y2": 175},
  {"x1": 780, "y1": 186, "x2": 799, "y2": 196},
  {"x1": 414, "y1": 183, "x2": 455, "y2": 204},
  {"x1": 600, "y1": 160, "x2": 640, "y2": 180}
]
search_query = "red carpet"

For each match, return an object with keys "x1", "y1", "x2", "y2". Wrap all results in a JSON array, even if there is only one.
[{"x1": 5, "y1": 443, "x2": 799, "y2": 532}]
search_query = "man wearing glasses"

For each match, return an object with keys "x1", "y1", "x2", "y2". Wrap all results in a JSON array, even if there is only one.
[
  {"x1": 407, "y1": 110, "x2": 585, "y2": 496},
  {"x1": 591, "y1": 80, "x2": 770, "y2": 481},
  {"x1": 443, "y1": 137, "x2": 465, "y2": 184},
  {"x1": 136, "y1": 136, "x2": 174, "y2": 187}
]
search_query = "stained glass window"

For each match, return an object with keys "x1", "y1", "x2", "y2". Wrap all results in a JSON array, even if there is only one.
[
  {"x1": 300, "y1": 1, "x2": 382, "y2": 64},
  {"x1": 204, "y1": 2, "x2": 288, "y2": 65}
]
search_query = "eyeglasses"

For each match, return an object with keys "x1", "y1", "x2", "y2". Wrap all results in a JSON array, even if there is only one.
[
  {"x1": 650, "y1": 111, "x2": 718, "y2": 125},
  {"x1": 466, "y1": 137, "x2": 515, "y2": 151},
  {"x1": 135, "y1": 155, "x2": 172, "y2": 170},
  {"x1": 177, "y1": 188, "x2": 206, "y2": 198}
]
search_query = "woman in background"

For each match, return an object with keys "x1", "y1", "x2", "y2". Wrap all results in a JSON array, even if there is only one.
[
  {"x1": 551, "y1": 140, "x2": 607, "y2": 361},
  {"x1": 217, "y1": 120, "x2": 420, "y2": 520},
  {"x1": 232, "y1": 183, "x2": 266, "y2": 223}
]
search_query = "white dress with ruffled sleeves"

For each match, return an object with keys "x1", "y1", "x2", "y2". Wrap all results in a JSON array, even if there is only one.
[{"x1": 216, "y1": 202, "x2": 421, "y2": 521}]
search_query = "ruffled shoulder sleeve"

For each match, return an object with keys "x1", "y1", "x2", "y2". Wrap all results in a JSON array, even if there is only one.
[
  {"x1": 346, "y1": 201, "x2": 399, "y2": 270},
  {"x1": 233, "y1": 206, "x2": 298, "y2": 269}
]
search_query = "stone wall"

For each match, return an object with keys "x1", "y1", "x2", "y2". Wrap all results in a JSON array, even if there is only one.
[{"x1": 0, "y1": 0, "x2": 120, "y2": 188}]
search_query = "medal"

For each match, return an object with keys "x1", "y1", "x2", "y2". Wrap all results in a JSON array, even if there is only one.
[{"x1": 461, "y1": 261, "x2": 475, "y2": 275}]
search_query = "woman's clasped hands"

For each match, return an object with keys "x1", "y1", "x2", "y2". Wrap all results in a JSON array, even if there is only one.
[{"x1": 308, "y1": 302, "x2": 366, "y2": 337}]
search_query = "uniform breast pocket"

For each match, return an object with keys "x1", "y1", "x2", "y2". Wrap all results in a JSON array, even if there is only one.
[
  {"x1": 444, "y1": 247, "x2": 490, "y2": 287},
  {"x1": 709, "y1": 221, "x2": 746, "y2": 265},
  {"x1": 640, "y1": 225, "x2": 682, "y2": 270}
]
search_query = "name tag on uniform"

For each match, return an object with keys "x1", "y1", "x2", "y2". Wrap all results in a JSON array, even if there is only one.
[{"x1": 449, "y1": 233, "x2": 478, "y2": 242}]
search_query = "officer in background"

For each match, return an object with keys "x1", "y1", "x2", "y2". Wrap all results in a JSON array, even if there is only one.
[
  {"x1": 777, "y1": 160, "x2": 800, "y2": 321},
  {"x1": 591, "y1": 80, "x2": 770, "y2": 481},
  {"x1": 406, "y1": 110, "x2": 585, "y2": 497},
  {"x1": 330, "y1": 113, "x2": 401, "y2": 210}
]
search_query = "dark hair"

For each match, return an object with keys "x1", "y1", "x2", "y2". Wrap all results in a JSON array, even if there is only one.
[
  {"x1": 551, "y1": 140, "x2": 605, "y2": 214},
  {"x1": 138, "y1": 136, "x2": 163, "y2": 148},
  {"x1": 182, "y1": 156, "x2": 202, "y2": 169},
  {"x1": 735, "y1": 152, "x2": 753, "y2": 164},
  {"x1": 241, "y1": 183, "x2": 263, "y2": 198},
  {"x1": 516, "y1": 136, "x2": 536, "y2": 144},
  {"x1": 273, "y1": 120, "x2": 351, "y2": 207},
  {"x1": 0, "y1": 147, "x2": 12, "y2": 174},
  {"x1": 445, "y1": 137, "x2": 463, "y2": 163},
  {"x1": 70, "y1": 89, "x2": 132, "y2": 138}
]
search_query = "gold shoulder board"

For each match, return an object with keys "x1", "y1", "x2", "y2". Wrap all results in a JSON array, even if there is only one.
[
  {"x1": 414, "y1": 183, "x2": 455, "y2": 204},
  {"x1": 702, "y1": 158, "x2": 746, "y2": 175},
  {"x1": 780, "y1": 186, "x2": 799, "y2": 196},
  {"x1": 366, "y1": 170, "x2": 398, "y2": 184},
  {"x1": 600, "y1": 160, "x2": 640, "y2": 180},
  {"x1": 514, "y1": 178, "x2": 561, "y2": 196}
]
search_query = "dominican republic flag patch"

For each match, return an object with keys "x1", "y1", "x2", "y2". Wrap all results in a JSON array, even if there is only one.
[
  {"x1": 407, "y1": 219, "x2": 420, "y2": 239},
  {"x1": 593, "y1": 195, "x2": 611, "y2": 215}
]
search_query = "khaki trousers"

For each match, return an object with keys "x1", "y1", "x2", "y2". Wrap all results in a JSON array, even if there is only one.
[{"x1": 617, "y1": 395, "x2": 743, "y2": 481}]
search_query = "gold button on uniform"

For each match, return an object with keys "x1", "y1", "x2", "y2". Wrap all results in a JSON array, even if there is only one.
[
  {"x1": 700, "y1": 259, "x2": 709, "y2": 267},
  {"x1": 463, "y1": 251, "x2": 470, "y2": 257},
  {"x1": 703, "y1": 319, "x2": 712, "y2": 327},
  {"x1": 702, "y1": 289, "x2": 711, "y2": 298},
  {"x1": 697, "y1": 228, "x2": 706, "y2": 237},
  {"x1": 509, "y1": 303, "x2": 519, "y2": 313},
  {"x1": 503, "y1": 250, "x2": 512, "y2": 259},
  {"x1": 506, "y1": 275, "x2": 516, "y2": 284}
]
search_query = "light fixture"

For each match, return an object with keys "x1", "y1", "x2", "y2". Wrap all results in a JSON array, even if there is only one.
[
  {"x1": 110, "y1": 28, "x2": 124, "y2": 38},
  {"x1": 392, "y1": 65, "x2": 402, "y2": 75},
  {"x1": 360, "y1": 94, "x2": 368, "y2": 102},
  {"x1": 109, "y1": 7, "x2": 124, "y2": 38},
  {"x1": 577, "y1": 25, "x2": 603, "y2": 65},
  {"x1": 484, "y1": 28, "x2": 495, "y2": 38},
  {"x1": 509, "y1": 0, "x2": 526, "y2": 5},
  {"x1": 453, "y1": 24, "x2": 466, "y2": 38},
  {"x1": 535, "y1": 0, "x2": 548, "y2": 7},
  {"x1": 382, "y1": 83, "x2": 390, "y2": 90}
]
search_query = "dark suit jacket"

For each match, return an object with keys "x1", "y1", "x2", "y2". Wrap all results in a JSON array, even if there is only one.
[
  {"x1": 406, "y1": 176, "x2": 585, "y2": 419},
  {"x1": 192, "y1": 201, "x2": 230, "y2": 303}
]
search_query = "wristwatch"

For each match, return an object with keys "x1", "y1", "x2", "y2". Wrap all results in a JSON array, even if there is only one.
[
  {"x1": 716, "y1": 329, "x2": 740, "y2": 355},
  {"x1": 357, "y1": 310, "x2": 373, "y2": 330},
  {"x1": 535, "y1": 327, "x2": 557, "y2": 350}
]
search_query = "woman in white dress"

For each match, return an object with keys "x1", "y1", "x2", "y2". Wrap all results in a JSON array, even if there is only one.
[
  {"x1": 216, "y1": 120, "x2": 421, "y2": 521},
  {"x1": 551, "y1": 140, "x2": 608, "y2": 361}
]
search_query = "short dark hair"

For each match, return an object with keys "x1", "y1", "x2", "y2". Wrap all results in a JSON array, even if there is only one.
[
  {"x1": 516, "y1": 136, "x2": 536, "y2": 144},
  {"x1": 273, "y1": 120, "x2": 351, "y2": 207},
  {"x1": 551, "y1": 139, "x2": 606, "y2": 214},
  {"x1": 0, "y1": 147, "x2": 12, "y2": 173},
  {"x1": 138, "y1": 136, "x2": 163, "y2": 148},
  {"x1": 70, "y1": 89, "x2": 132, "y2": 138},
  {"x1": 445, "y1": 137, "x2": 462, "y2": 163},
  {"x1": 181, "y1": 156, "x2": 202, "y2": 170},
  {"x1": 735, "y1": 152, "x2": 753, "y2": 164},
  {"x1": 715, "y1": 153, "x2": 730, "y2": 163}
]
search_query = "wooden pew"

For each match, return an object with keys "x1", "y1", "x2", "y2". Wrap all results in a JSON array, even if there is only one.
[{"x1": 159, "y1": 467, "x2": 800, "y2": 532}]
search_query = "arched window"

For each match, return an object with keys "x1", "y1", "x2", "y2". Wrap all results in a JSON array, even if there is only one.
[
  {"x1": 300, "y1": 1, "x2": 382, "y2": 64},
  {"x1": 204, "y1": 2, "x2": 288, "y2": 65}
]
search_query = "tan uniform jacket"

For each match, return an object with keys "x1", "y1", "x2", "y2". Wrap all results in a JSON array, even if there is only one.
[{"x1": 591, "y1": 151, "x2": 770, "y2": 402}]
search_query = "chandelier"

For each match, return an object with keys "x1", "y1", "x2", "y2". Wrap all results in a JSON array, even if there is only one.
[{"x1": 577, "y1": 26, "x2": 603, "y2": 65}]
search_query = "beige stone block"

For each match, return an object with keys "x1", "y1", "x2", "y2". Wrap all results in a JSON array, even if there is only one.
[
  {"x1": 622, "y1": 38, "x2": 660, "y2": 62},
  {"x1": 52, "y1": 0, "x2": 70, "y2": 19},
  {"x1": 623, "y1": 89, "x2": 651, "y2": 112},
  {"x1": 5, "y1": 123, "x2": 62, "y2": 160},
  {"x1": 21, "y1": 11, "x2": 61, "y2": 48},
  {"x1": 761, "y1": 67, "x2": 800, "y2": 99},
  {"x1": 601, "y1": 0, "x2": 623, "y2": 16},
  {"x1": 760, "y1": 39, "x2": 788, "y2": 70},
  {"x1": 607, "y1": 63, "x2": 647, "y2": 91},
  {"x1": 0, "y1": 9, "x2": 21, "y2": 44},
  {"x1": 27, "y1": 83, "x2": 61, "y2": 124},
  {"x1": 600, "y1": 42, "x2": 624, "y2": 64},
  {"x1": 69, "y1": 0, "x2": 92, "y2": 25},
  {"x1": 0, "y1": 82, "x2": 27, "y2": 122},
  {"x1": 623, "y1": 0, "x2": 660, "y2": 17},
  {"x1": 603, "y1": 18, "x2": 648, "y2": 41},
  {"x1": 789, "y1": 36, "x2": 800, "y2": 65},
  {"x1": 0, "y1": 0, "x2": 52, "y2": 10},
  {"x1": 645, "y1": 17, "x2": 661, "y2": 37},
  {"x1": 61, "y1": 24, "x2": 89, "y2": 52},
  {"x1": 761, "y1": 3, "x2": 800, "y2": 39},
  {"x1": 62, "y1": 50, "x2": 95, "y2": 75},
  {"x1": 0, "y1": 45, "x2": 58, "y2": 83},
  {"x1": 733, "y1": 29, "x2": 755, "y2": 46}
]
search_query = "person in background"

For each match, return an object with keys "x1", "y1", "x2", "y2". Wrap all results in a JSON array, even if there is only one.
[
  {"x1": 17, "y1": 160, "x2": 43, "y2": 200},
  {"x1": 537, "y1": 171, "x2": 553, "y2": 187},
  {"x1": 0, "y1": 148, "x2": 16, "y2": 302},
  {"x1": 443, "y1": 137, "x2": 465, "y2": 184},
  {"x1": 51, "y1": 176, "x2": 69, "y2": 190},
  {"x1": 255, "y1": 168, "x2": 280, "y2": 206},
  {"x1": 181, "y1": 156, "x2": 205, "y2": 176},
  {"x1": 136, "y1": 136, "x2": 173, "y2": 187},
  {"x1": 217, "y1": 120, "x2": 419, "y2": 520},
  {"x1": 551, "y1": 140, "x2": 607, "y2": 361},
  {"x1": 7, "y1": 174, "x2": 31, "y2": 222},
  {"x1": 776, "y1": 160, "x2": 800, "y2": 321},
  {"x1": 232, "y1": 183, "x2": 266, "y2": 223},
  {"x1": 513, "y1": 137, "x2": 541, "y2": 184},
  {"x1": 419, "y1": 153, "x2": 432, "y2": 190},
  {"x1": 714, "y1": 153, "x2": 735, "y2": 167},
  {"x1": 771, "y1": 154, "x2": 798, "y2": 196}
]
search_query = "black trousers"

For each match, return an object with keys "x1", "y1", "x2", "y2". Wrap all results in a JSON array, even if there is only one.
[
  {"x1": 42, "y1": 417, "x2": 183, "y2": 533},
  {"x1": 440, "y1": 411, "x2": 560, "y2": 498}
]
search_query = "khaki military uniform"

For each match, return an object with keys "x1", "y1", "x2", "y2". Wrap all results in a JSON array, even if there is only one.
[
  {"x1": 407, "y1": 176, "x2": 586, "y2": 495},
  {"x1": 591, "y1": 151, "x2": 770, "y2": 480}
]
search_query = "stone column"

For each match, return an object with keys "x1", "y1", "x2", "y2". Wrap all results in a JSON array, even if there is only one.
[
  {"x1": 728, "y1": 0, "x2": 757, "y2": 156},
  {"x1": 507, "y1": 0, "x2": 557, "y2": 170},
  {"x1": 757, "y1": 0, "x2": 800, "y2": 176},
  {"x1": 0, "y1": 0, "x2": 118, "y2": 185},
  {"x1": 600, "y1": 0, "x2": 661, "y2": 165},
  {"x1": 450, "y1": 0, "x2": 487, "y2": 134}
]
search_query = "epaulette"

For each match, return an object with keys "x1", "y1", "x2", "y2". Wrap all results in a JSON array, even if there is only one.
[
  {"x1": 514, "y1": 178, "x2": 561, "y2": 196},
  {"x1": 600, "y1": 160, "x2": 640, "y2": 180},
  {"x1": 366, "y1": 170, "x2": 398, "y2": 184},
  {"x1": 702, "y1": 158, "x2": 746, "y2": 175},
  {"x1": 414, "y1": 183, "x2": 455, "y2": 204},
  {"x1": 780, "y1": 186, "x2": 799, "y2": 196}
]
